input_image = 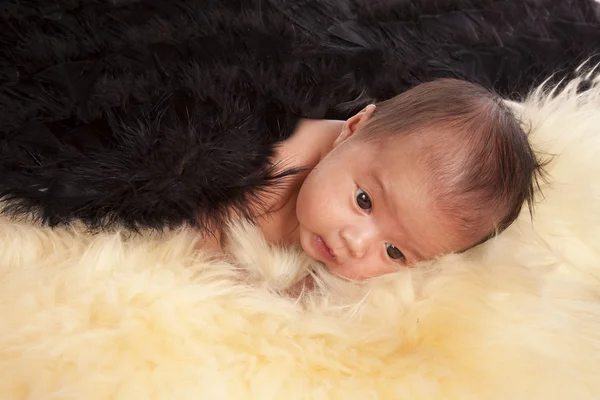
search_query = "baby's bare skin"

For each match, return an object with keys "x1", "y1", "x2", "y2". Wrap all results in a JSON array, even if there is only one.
[
  {"x1": 194, "y1": 79, "x2": 540, "y2": 281},
  {"x1": 196, "y1": 119, "x2": 341, "y2": 252},
  {"x1": 198, "y1": 104, "x2": 504, "y2": 280},
  {"x1": 257, "y1": 119, "x2": 345, "y2": 244}
]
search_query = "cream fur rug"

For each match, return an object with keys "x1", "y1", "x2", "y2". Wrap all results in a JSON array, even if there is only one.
[{"x1": 2, "y1": 75, "x2": 600, "y2": 400}]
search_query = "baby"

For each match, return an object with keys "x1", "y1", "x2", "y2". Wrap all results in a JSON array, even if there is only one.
[{"x1": 203, "y1": 78, "x2": 543, "y2": 281}]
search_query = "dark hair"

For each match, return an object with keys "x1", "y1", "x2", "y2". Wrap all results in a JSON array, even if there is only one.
[{"x1": 358, "y1": 78, "x2": 545, "y2": 245}]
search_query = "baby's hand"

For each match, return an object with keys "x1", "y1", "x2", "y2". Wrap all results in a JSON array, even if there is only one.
[
  {"x1": 195, "y1": 229, "x2": 224, "y2": 254},
  {"x1": 287, "y1": 274, "x2": 316, "y2": 297}
]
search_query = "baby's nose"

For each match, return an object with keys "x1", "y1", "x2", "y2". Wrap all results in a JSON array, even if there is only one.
[{"x1": 340, "y1": 225, "x2": 374, "y2": 259}]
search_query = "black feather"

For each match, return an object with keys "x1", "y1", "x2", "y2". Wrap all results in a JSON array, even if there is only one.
[{"x1": 1, "y1": 0, "x2": 599, "y2": 232}]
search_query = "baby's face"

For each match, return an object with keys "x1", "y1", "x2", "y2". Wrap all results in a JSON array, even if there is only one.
[{"x1": 295, "y1": 134, "x2": 484, "y2": 280}]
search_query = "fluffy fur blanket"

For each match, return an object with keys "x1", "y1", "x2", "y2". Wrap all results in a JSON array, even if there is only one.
[
  {"x1": 2, "y1": 0, "x2": 600, "y2": 233},
  {"x1": 1, "y1": 75, "x2": 600, "y2": 399}
]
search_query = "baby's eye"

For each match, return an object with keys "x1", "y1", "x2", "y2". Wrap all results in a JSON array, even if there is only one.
[
  {"x1": 386, "y1": 244, "x2": 405, "y2": 261},
  {"x1": 355, "y1": 188, "x2": 372, "y2": 211}
]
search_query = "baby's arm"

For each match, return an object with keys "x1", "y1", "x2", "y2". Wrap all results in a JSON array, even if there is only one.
[
  {"x1": 194, "y1": 211, "x2": 229, "y2": 255},
  {"x1": 196, "y1": 230, "x2": 223, "y2": 253}
]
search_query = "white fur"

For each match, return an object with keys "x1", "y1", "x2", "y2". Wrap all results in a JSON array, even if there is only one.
[{"x1": 2, "y1": 76, "x2": 600, "y2": 399}]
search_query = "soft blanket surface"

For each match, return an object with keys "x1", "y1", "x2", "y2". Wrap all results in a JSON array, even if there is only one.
[{"x1": 1, "y1": 76, "x2": 600, "y2": 399}]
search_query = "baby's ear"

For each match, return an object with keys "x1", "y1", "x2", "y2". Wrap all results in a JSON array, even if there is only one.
[{"x1": 334, "y1": 104, "x2": 376, "y2": 147}]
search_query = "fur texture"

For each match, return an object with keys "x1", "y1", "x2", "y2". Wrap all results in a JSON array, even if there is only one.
[
  {"x1": 1, "y1": 0, "x2": 600, "y2": 232},
  {"x1": 1, "y1": 75, "x2": 600, "y2": 399}
]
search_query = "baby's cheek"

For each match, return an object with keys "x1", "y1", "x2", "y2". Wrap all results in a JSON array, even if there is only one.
[{"x1": 297, "y1": 178, "x2": 324, "y2": 218}]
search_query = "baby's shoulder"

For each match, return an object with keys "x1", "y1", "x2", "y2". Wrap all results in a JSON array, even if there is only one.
[{"x1": 274, "y1": 120, "x2": 322, "y2": 166}]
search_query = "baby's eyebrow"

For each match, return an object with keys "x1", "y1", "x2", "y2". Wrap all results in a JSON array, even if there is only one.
[{"x1": 368, "y1": 170, "x2": 387, "y2": 198}]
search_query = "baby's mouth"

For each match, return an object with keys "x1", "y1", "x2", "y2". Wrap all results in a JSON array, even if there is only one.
[{"x1": 314, "y1": 235, "x2": 336, "y2": 261}]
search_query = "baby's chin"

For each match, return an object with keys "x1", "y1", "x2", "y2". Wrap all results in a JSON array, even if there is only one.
[{"x1": 311, "y1": 256, "x2": 384, "y2": 281}]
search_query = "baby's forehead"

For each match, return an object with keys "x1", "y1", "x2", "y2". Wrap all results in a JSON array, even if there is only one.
[
  {"x1": 367, "y1": 132, "x2": 474, "y2": 197},
  {"x1": 369, "y1": 120, "x2": 468, "y2": 143}
]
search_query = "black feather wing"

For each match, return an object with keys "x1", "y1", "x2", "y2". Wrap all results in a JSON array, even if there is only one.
[{"x1": 1, "y1": 0, "x2": 599, "y2": 231}]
